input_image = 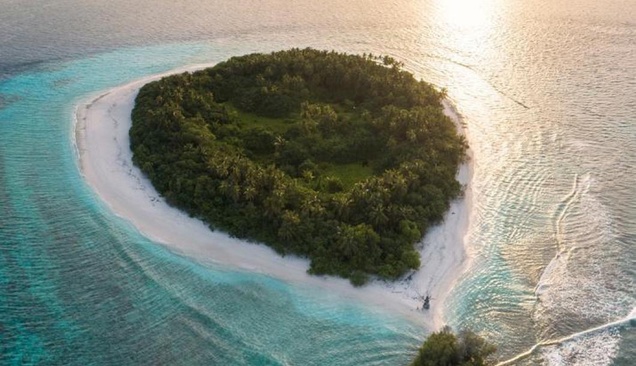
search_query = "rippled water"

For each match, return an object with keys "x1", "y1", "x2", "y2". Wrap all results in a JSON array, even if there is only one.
[{"x1": 1, "y1": 0, "x2": 634, "y2": 364}]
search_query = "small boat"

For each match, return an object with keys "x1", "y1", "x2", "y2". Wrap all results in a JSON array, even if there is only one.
[{"x1": 422, "y1": 295, "x2": 430, "y2": 310}]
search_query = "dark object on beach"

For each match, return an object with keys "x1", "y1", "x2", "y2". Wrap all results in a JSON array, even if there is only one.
[{"x1": 423, "y1": 295, "x2": 430, "y2": 310}]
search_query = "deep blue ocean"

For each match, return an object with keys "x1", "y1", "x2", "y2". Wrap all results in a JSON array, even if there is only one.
[{"x1": 1, "y1": 0, "x2": 634, "y2": 365}]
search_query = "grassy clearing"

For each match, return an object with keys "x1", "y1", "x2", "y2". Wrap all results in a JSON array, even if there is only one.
[
  {"x1": 231, "y1": 106, "x2": 295, "y2": 134},
  {"x1": 323, "y1": 163, "x2": 374, "y2": 188}
]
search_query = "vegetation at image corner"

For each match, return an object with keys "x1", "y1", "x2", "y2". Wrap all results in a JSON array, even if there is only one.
[
  {"x1": 411, "y1": 327, "x2": 497, "y2": 366},
  {"x1": 130, "y1": 48, "x2": 467, "y2": 285}
]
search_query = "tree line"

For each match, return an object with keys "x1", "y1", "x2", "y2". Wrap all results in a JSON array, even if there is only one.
[{"x1": 130, "y1": 48, "x2": 466, "y2": 285}]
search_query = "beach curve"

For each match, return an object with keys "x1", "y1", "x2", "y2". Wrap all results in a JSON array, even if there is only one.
[{"x1": 73, "y1": 63, "x2": 474, "y2": 330}]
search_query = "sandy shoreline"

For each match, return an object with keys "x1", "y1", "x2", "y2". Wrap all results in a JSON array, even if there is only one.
[{"x1": 74, "y1": 64, "x2": 473, "y2": 329}]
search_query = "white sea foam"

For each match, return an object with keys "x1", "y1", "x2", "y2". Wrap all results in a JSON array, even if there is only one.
[
  {"x1": 541, "y1": 328, "x2": 621, "y2": 366},
  {"x1": 523, "y1": 162, "x2": 633, "y2": 366},
  {"x1": 497, "y1": 307, "x2": 634, "y2": 366},
  {"x1": 74, "y1": 64, "x2": 474, "y2": 330},
  {"x1": 534, "y1": 170, "x2": 627, "y2": 323}
]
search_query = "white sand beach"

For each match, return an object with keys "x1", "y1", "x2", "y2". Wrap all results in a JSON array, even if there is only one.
[{"x1": 74, "y1": 64, "x2": 473, "y2": 329}]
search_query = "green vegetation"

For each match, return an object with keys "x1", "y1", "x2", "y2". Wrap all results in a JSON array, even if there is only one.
[
  {"x1": 130, "y1": 48, "x2": 466, "y2": 284},
  {"x1": 411, "y1": 327, "x2": 497, "y2": 366},
  {"x1": 322, "y1": 163, "x2": 374, "y2": 189}
]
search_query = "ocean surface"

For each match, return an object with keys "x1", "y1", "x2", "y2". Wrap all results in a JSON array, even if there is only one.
[{"x1": 1, "y1": 0, "x2": 634, "y2": 365}]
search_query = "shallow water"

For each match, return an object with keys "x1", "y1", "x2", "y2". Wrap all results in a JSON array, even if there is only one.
[{"x1": 1, "y1": 0, "x2": 634, "y2": 364}]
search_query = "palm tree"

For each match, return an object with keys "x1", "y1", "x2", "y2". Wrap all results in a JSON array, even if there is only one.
[
  {"x1": 278, "y1": 211, "x2": 301, "y2": 241},
  {"x1": 384, "y1": 170, "x2": 407, "y2": 199},
  {"x1": 300, "y1": 194, "x2": 324, "y2": 217},
  {"x1": 229, "y1": 183, "x2": 241, "y2": 202},
  {"x1": 369, "y1": 203, "x2": 389, "y2": 228},
  {"x1": 331, "y1": 193, "x2": 352, "y2": 220},
  {"x1": 336, "y1": 225, "x2": 359, "y2": 259},
  {"x1": 264, "y1": 188, "x2": 286, "y2": 219},
  {"x1": 243, "y1": 186, "x2": 258, "y2": 201}
]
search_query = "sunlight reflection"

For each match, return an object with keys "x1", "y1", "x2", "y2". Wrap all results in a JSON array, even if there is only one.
[
  {"x1": 427, "y1": 0, "x2": 500, "y2": 62},
  {"x1": 436, "y1": 0, "x2": 498, "y2": 29}
]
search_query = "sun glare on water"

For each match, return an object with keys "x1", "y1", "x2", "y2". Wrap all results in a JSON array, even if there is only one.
[
  {"x1": 436, "y1": 0, "x2": 499, "y2": 29},
  {"x1": 423, "y1": 0, "x2": 500, "y2": 88}
]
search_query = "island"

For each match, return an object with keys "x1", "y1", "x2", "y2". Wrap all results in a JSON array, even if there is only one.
[{"x1": 129, "y1": 48, "x2": 466, "y2": 285}]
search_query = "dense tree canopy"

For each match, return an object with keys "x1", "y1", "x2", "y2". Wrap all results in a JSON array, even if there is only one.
[
  {"x1": 411, "y1": 327, "x2": 497, "y2": 366},
  {"x1": 130, "y1": 48, "x2": 466, "y2": 284}
]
